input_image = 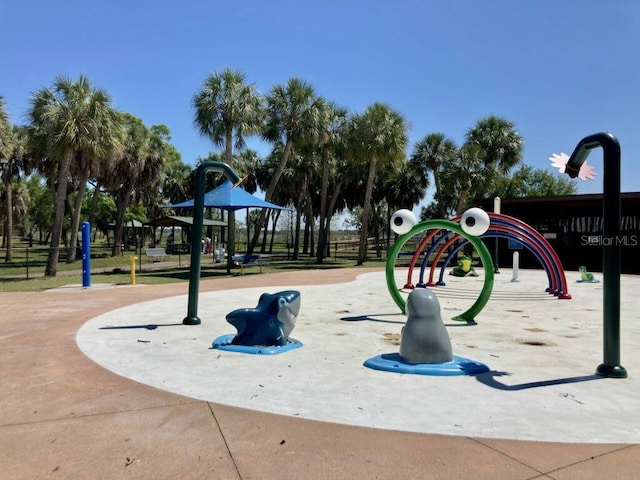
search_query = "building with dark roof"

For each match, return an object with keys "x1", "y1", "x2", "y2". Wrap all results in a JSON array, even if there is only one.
[{"x1": 475, "y1": 192, "x2": 640, "y2": 274}]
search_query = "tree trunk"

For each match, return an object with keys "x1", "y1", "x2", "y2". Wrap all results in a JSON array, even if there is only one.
[
  {"x1": 303, "y1": 188, "x2": 314, "y2": 257},
  {"x1": 293, "y1": 191, "x2": 304, "y2": 260},
  {"x1": 260, "y1": 211, "x2": 269, "y2": 253},
  {"x1": 357, "y1": 157, "x2": 377, "y2": 265},
  {"x1": 268, "y1": 209, "x2": 281, "y2": 253},
  {"x1": 45, "y1": 150, "x2": 74, "y2": 277},
  {"x1": 3, "y1": 170, "x2": 13, "y2": 262},
  {"x1": 112, "y1": 185, "x2": 134, "y2": 257},
  {"x1": 456, "y1": 186, "x2": 470, "y2": 215},
  {"x1": 67, "y1": 167, "x2": 91, "y2": 263},
  {"x1": 318, "y1": 178, "x2": 344, "y2": 262},
  {"x1": 247, "y1": 139, "x2": 293, "y2": 254},
  {"x1": 303, "y1": 218, "x2": 310, "y2": 256},
  {"x1": 88, "y1": 179, "x2": 101, "y2": 224},
  {"x1": 433, "y1": 170, "x2": 446, "y2": 218},
  {"x1": 316, "y1": 146, "x2": 330, "y2": 264}
]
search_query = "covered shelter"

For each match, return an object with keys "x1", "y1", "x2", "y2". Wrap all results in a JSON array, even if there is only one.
[
  {"x1": 145, "y1": 215, "x2": 226, "y2": 255},
  {"x1": 168, "y1": 180, "x2": 290, "y2": 271}
]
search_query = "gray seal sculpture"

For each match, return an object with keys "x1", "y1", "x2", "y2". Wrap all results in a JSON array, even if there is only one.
[{"x1": 399, "y1": 288, "x2": 453, "y2": 364}]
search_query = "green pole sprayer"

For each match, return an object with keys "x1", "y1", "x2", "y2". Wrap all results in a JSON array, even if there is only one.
[
  {"x1": 183, "y1": 162, "x2": 241, "y2": 326},
  {"x1": 565, "y1": 132, "x2": 627, "y2": 378}
]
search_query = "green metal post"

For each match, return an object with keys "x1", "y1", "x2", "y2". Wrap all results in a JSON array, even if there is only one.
[
  {"x1": 494, "y1": 197, "x2": 501, "y2": 274},
  {"x1": 565, "y1": 132, "x2": 627, "y2": 378},
  {"x1": 183, "y1": 162, "x2": 241, "y2": 325}
]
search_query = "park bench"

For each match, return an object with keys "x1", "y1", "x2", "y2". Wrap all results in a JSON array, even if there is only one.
[
  {"x1": 145, "y1": 247, "x2": 169, "y2": 262},
  {"x1": 232, "y1": 254, "x2": 268, "y2": 274}
]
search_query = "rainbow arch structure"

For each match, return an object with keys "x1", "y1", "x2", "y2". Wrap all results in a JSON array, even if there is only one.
[{"x1": 403, "y1": 213, "x2": 571, "y2": 300}]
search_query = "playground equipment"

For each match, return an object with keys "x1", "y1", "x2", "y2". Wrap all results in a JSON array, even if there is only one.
[
  {"x1": 386, "y1": 207, "x2": 574, "y2": 323},
  {"x1": 386, "y1": 207, "x2": 495, "y2": 323},
  {"x1": 228, "y1": 290, "x2": 300, "y2": 347},
  {"x1": 562, "y1": 132, "x2": 626, "y2": 378},
  {"x1": 364, "y1": 286, "x2": 489, "y2": 376},
  {"x1": 511, "y1": 251, "x2": 520, "y2": 282},
  {"x1": 129, "y1": 256, "x2": 137, "y2": 285},
  {"x1": 404, "y1": 213, "x2": 571, "y2": 299},
  {"x1": 399, "y1": 288, "x2": 453, "y2": 364},
  {"x1": 577, "y1": 266, "x2": 599, "y2": 283},
  {"x1": 183, "y1": 162, "x2": 242, "y2": 325},
  {"x1": 212, "y1": 290, "x2": 302, "y2": 355},
  {"x1": 449, "y1": 255, "x2": 478, "y2": 277},
  {"x1": 81, "y1": 221, "x2": 91, "y2": 288}
]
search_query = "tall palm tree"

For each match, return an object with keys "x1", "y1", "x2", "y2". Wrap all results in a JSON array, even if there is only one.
[
  {"x1": 316, "y1": 101, "x2": 348, "y2": 263},
  {"x1": 67, "y1": 111, "x2": 123, "y2": 263},
  {"x1": 410, "y1": 133, "x2": 457, "y2": 218},
  {"x1": 0, "y1": 99, "x2": 15, "y2": 260},
  {"x1": 104, "y1": 114, "x2": 165, "y2": 257},
  {"x1": 193, "y1": 68, "x2": 263, "y2": 267},
  {"x1": 382, "y1": 159, "x2": 428, "y2": 247},
  {"x1": 28, "y1": 75, "x2": 120, "y2": 276},
  {"x1": 465, "y1": 115, "x2": 524, "y2": 175},
  {"x1": 193, "y1": 69, "x2": 263, "y2": 166},
  {"x1": 348, "y1": 103, "x2": 408, "y2": 265},
  {"x1": 440, "y1": 143, "x2": 489, "y2": 215},
  {"x1": 248, "y1": 78, "x2": 324, "y2": 253}
]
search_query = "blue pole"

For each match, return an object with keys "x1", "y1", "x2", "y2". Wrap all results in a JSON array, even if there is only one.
[{"x1": 82, "y1": 221, "x2": 91, "y2": 288}]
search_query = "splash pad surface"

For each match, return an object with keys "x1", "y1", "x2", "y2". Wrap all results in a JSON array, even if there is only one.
[{"x1": 77, "y1": 269, "x2": 640, "y2": 443}]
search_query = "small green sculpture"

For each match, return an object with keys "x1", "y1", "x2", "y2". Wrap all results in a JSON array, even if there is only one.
[
  {"x1": 450, "y1": 255, "x2": 479, "y2": 277},
  {"x1": 577, "y1": 266, "x2": 599, "y2": 283}
]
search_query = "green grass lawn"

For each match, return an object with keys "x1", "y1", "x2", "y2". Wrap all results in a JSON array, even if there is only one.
[{"x1": 0, "y1": 238, "x2": 388, "y2": 292}]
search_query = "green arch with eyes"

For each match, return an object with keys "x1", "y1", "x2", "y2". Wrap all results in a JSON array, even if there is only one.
[{"x1": 385, "y1": 219, "x2": 494, "y2": 323}]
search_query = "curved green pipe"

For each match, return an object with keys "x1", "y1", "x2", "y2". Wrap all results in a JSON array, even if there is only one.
[
  {"x1": 565, "y1": 132, "x2": 626, "y2": 378},
  {"x1": 386, "y1": 219, "x2": 494, "y2": 323},
  {"x1": 184, "y1": 162, "x2": 241, "y2": 325}
]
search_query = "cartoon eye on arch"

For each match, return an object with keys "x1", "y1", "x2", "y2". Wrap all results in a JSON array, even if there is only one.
[
  {"x1": 390, "y1": 209, "x2": 417, "y2": 235},
  {"x1": 460, "y1": 207, "x2": 490, "y2": 236}
]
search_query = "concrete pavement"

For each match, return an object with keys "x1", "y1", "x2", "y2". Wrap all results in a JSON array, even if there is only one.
[{"x1": 2, "y1": 267, "x2": 640, "y2": 479}]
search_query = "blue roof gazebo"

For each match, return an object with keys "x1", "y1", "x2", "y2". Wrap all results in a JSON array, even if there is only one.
[{"x1": 168, "y1": 179, "x2": 289, "y2": 272}]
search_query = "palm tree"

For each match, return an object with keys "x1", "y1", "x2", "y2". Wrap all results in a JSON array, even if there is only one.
[
  {"x1": 410, "y1": 133, "x2": 457, "y2": 218},
  {"x1": 193, "y1": 68, "x2": 263, "y2": 267},
  {"x1": 0, "y1": 98, "x2": 12, "y2": 254},
  {"x1": 348, "y1": 103, "x2": 408, "y2": 265},
  {"x1": 104, "y1": 114, "x2": 165, "y2": 257},
  {"x1": 193, "y1": 68, "x2": 263, "y2": 166},
  {"x1": 382, "y1": 159, "x2": 428, "y2": 246},
  {"x1": 316, "y1": 101, "x2": 348, "y2": 263},
  {"x1": 440, "y1": 143, "x2": 489, "y2": 215},
  {"x1": 465, "y1": 115, "x2": 524, "y2": 175},
  {"x1": 248, "y1": 78, "x2": 324, "y2": 253},
  {"x1": 162, "y1": 158, "x2": 192, "y2": 205},
  {"x1": 67, "y1": 111, "x2": 123, "y2": 263},
  {"x1": 27, "y1": 75, "x2": 120, "y2": 276}
]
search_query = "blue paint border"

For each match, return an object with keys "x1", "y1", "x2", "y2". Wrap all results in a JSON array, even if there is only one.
[
  {"x1": 212, "y1": 334, "x2": 303, "y2": 355},
  {"x1": 364, "y1": 353, "x2": 489, "y2": 376}
]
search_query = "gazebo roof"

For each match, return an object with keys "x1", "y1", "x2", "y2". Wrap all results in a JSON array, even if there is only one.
[
  {"x1": 168, "y1": 180, "x2": 290, "y2": 211},
  {"x1": 145, "y1": 216, "x2": 226, "y2": 228}
]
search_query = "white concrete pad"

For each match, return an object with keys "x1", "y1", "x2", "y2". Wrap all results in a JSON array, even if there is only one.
[{"x1": 77, "y1": 269, "x2": 640, "y2": 443}]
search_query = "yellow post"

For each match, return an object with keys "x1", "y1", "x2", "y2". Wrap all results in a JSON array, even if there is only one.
[{"x1": 129, "y1": 256, "x2": 137, "y2": 284}]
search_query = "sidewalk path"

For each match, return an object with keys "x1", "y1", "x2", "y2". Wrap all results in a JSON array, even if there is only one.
[{"x1": 1, "y1": 268, "x2": 639, "y2": 479}]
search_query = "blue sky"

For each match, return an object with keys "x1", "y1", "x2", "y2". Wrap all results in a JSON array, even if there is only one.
[{"x1": 2, "y1": 0, "x2": 639, "y2": 210}]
